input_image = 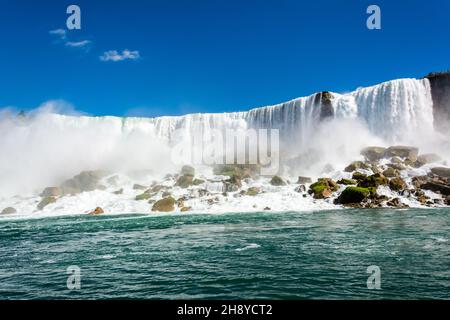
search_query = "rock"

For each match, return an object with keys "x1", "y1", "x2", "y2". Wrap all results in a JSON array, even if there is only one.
[
  {"x1": 223, "y1": 174, "x2": 242, "y2": 192},
  {"x1": 294, "y1": 185, "x2": 306, "y2": 193},
  {"x1": 386, "y1": 163, "x2": 406, "y2": 171},
  {"x1": 297, "y1": 176, "x2": 312, "y2": 184},
  {"x1": 149, "y1": 185, "x2": 166, "y2": 193},
  {"x1": 175, "y1": 175, "x2": 194, "y2": 188},
  {"x1": 361, "y1": 146, "x2": 386, "y2": 161},
  {"x1": 344, "y1": 161, "x2": 369, "y2": 172},
  {"x1": 180, "y1": 207, "x2": 191, "y2": 212},
  {"x1": 337, "y1": 187, "x2": 371, "y2": 204},
  {"x1": 245, "y1": 187, "x2": 261, "y2": 196},
  {"x1": 112, "y1": 188, "x2": 123, "y2": 195},
  {"x1": 421, "y1": 182, "x2": 450, "y2": 196},
  {"x1": 135, "y1": 193, "x2": 152, "y2": 201},
  {"x1": 446, "y1": 196, "x2": 450, "y2": 205},
  {"x1": 106, "y1": 176, "x2": 119, "y2": 185},
  {"x1": 352, "y1": 172, "x2": 367, "y2": 181},
  {"x1": 389, "y1": 177, "x2": 407, "y2": 191},
  {"x1": 133, "y1": 184, "x2": 147, "y2": 190},
  {"x1": 1, "y1": 207, "x2": 16, "y2": 215},
  {"x1": 431, "y1": 167, "x2": 450, "y2": 178},
  {"x1": 412, "y1": 176, "x2": 429, "y2": 188},
  {"x1": 60, "y1": 170, "x2": 109, "y2": 195},
  {"x1": 193, "y1": 179, "x2": 205, "y2": 186},
  {"x1": 40, "y1": 187, "x2": 62, "y2": 197},
  {"x1": 264, "y1": 207, "x2": 271, "y2": 211},
  {"x1": 152, "y1": 197, "x2": 176, "y2": 212},
  {"x1": 322, "y1": 164, "x2": 334, "y2": 173},
  {"x1": 213, "y1": 164, "x2": 259, "y2": 178},
  {"x1": 270, "y1": 176, "x2": 286, "y2": 186},
  {"x1": 181, "y1": 165, "x2": 195, "y2": 176},
  {"x1": 386, "y1": 198, "x2": 408, "y2": 208},
  {"x1": 37, "y1": 196, "x2": 57, "y2": 210},
  {"x1": 415, "y1": 154, "x2": 442, "y2": 167},
  {"x1": 89, "y1": 207, "x2": 104, "y2": 215},
  {"x1": 162, "y1": 191, "x2": 171, "y2": 197},
  {"x1": 337, "y1": 178, "x2": 357, "y2": 185},
  {"x1": 383, "y1": 167, "x2": 399, "y2": 178},
  {"x1": 357, "y1": 173, "x2": 388, "y2": 188},
  {"x1": 384, "y1": 146, "x2": 419, "y2": 162},
  {"x1": 309, "y1": 178, "x2": 338, "y2": 199}
]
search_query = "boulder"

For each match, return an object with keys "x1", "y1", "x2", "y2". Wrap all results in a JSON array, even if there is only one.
[
  {"x1": 40, "y1": 187, "x2": 62, "y2": 198},
  {"x1": 421, "y1": 182, "x2": 450, "y2": 196},
  {"x1": 270, "y1": 176, "x2": 286, "y2": 186},
  {"x1": 337, "y1": 187, "x2": 371, "y2": 204},
  {"x1": 344, "y1": 161, "x2": 369, "y2": 172},
  {"x1": 431, "y1": 167, "x2": 450, "y2": 178},
  {"x1": 135, "y1": 193, "x2": 152, "y2": 201},
  {"x1": 384, "y1": 146, "x2": 419, "y2": 162},
  {"x1": 223, "y1": 174, "x2": 242, "y2": 192},
  {"x1": 383, "y1": 167, "x2": 399, "y2": 178},
  {"x1": 295, "y1": 185, "x2": 306, "y2": 193},
  {"x1": 352, "y1": 172, "x2": 367, "y2": 181},
  {"x1": 337, "y1": 178, "x2": 357, "y2": 185},
  {"x1": 152, "y1": 197, "x2": 176, "y2": 212},
  {"x1": 37, "y1": 196, "x2": 57, "y2": 210},
  {"x1": 213, "y1": 164, "x2": 259, "y2": 178},
  {"x1": 89, "y1": 207, "x2": 104, "y2": 215},
  {"x1": 175, "y1": 175, "x2": 194, "y2": 188},
  {"x1": 1, "y1": 207, "x2": 16, "y2": 215},
  {"x1": 309, "y1": 178, "x2": 338, "y2": 199},
  {"x1": 133, "y1": 184, "x2": 147, "y2": 190},
  {"x1": 386, "y1": 198, "x2": 409, "y2": 208},
  {"x1": 389, "y1": 177, "x2": 407, "y2": 191},
  {"x1": 415, "y1": 154, "x2": 441, "y2": 167},
  {"x1": 357, "y1": 173, "x2": 388, "y2": 188},
  {"x1": 181, "y1": 165, "x2": 195, "y2": 176},
  {"x1": 361, "y1": 146, "x2": 386, "y2": 161},
  {"x1": 297, "y1": 176, "x2": 312, "y2": 184},
  {"x1": 180, "y1": 207, "x2": 191, "y2": 212},
  {"x1": 60, "y1": 170, "x2": 109, "y2": 195},
  {"x1": 193, "y1": 178, "x2": 205, "y2": 186},
  {"x1": 112, "y1": 188, "x2": 123, "y2": 195},
  {"x1": 245, "y1": 187, "x2": 261, "y2": 196},
  {"x1": 446, "y1": 196, "x2": 450, "y2": 206}
]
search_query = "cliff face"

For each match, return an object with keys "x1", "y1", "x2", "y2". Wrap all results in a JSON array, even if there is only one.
[{"x1": 426, "y1": 71, "x2": 450, "y2": 132}]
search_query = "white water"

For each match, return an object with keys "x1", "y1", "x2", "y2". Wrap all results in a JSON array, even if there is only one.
[{"x1": 0, "y1": 77, "x2": 448, "y2": 216}]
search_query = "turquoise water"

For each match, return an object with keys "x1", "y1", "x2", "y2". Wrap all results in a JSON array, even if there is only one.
[{"x1": 0, "y1": 208, "x2": 449, "y2": 299}]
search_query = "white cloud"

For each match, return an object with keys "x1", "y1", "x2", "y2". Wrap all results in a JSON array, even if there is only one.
[
  {"x1": 49, "y1": 28, "x2": 67, "y2": 40},
  {"x1": 99, "y1": 50, "x2": 141, "y2": 62},
  {"x1": 65, "y1": 40, "x2": 91, "y2": 48}
]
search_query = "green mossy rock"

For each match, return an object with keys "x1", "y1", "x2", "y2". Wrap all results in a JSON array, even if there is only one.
[
  {"x1": 135, "y1": 193, "x2": 152, "y2": 201},
  {"x1": 337, "y1": 187, "x2": 371, "y2": 204},
  {"x1": 175, "y1": 175, "x2": 194, "y2": 188},
  {"x1": 245, "y1": 187, "x2": 261, "y2": 196},
  {"x1": 352, "y1": 172, "x2": 367, "y2": 181},
  {"x1": 193, "y1": 178, "x2": 205, "y2": 186},
  {"x1": 389, "y1": 177, "x2": 407, "y2": 191},
  {"x1": 152, "y1": 197, "x2": 176, "y2": 212},
  {"x1": 357, "y1": 173, "x2": 388, "y2": 188},
  {"x1": 337, "y1": 178, "x2": 357, "y2": 185},
  {"x1": 270, "y1": 176, "x2": 286, "y2": 186}
]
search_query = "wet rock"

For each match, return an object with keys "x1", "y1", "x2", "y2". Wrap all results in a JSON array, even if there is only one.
[
  {"x1": 181, "y1": 165, "x2": 195, "y2": 176},
  {"x1": 112, "y1": 188, "x2": 123, "y2": 195},
  {"x1": 352, "y1": 172, "x2": 367, "y2": 181},
  {"x1": 389, "y1": 177, "x2": 407, "y2": 191},
  {"x1": 37, "y1": 196, "x2": 56, "y2": 210},
  {"x1": 357, "y1": 173, "x2": 388, "y2": 188},
  {"x1": 213, "y1": 164, "x2": 260, "y2": 178},
  {"x1": 336, "y1": 187, "x2": 371, "y2": 204},
  {"x1": 344, "y1": 161, "x2": 369, "y2": 172},
  {"x1": 88, "y1": 207, "x2": 104, "y2": 215},
  {"x1": 61, "y1": 170, "x2": 109, "y2": 195},
  {"x1": 133, "y1": 184, "x2": 147, "y2": 190},
  {"x1": 175, "y1": 175, "x2": 194, "y2": 188},
  {"x1": 180, "y1": 207, "x2": 191, "y2": 212},
  {"x1": 309, "y1": 178, "x2": 338, "y2": 199},
  {"x1": 337, "y1": 178, "x2": 357, "y2": 185},
  {"x1": 1, "y1": 207, "x2": 16, "y2": 215},
  {"x1": 270, "y1": 176, "x2": 286, "y2": 186},
  {"x1": 431, "y1": 167, "x2": 450, "y2": 178},
  {"x1": 106, "y1": 176, "x2": 119, "y2": 186},
  {"x1": 152, "y1": 197, "x2": 176, "y2": 212},
  {"x1": 386, "y1": 163, "x2": 406, "y2": 171},
  {"x1": 193, "y1": 178, "x2": 205, "y2": 186},
  {"x1": 295, "y1": 185, "x2": 306, "y2": 193},
  {"x1": 445, "y1": 196, "x2": 450, "y2": 205},
  {"x1": 135, "y1": 193, "x2": 152, "y2": 201},
  {"x1": 383, "y1": 167, "x2": 399, "y2": 178},
  {"x1": 245, "y1": 187, "x2": 261, "y2": 196},
  {"x1": 361, "y1": 146, "x2": 386, "y2": 161},
  {"x1": 40, "y1": 187, "x2": 62, "y2": 198},
  {"x1": 297, "y1": 176, "x2": 312, "y2": 184},
  {"x1": 386, "y1": 198, "x2": 409, "y2": 208},
  {"x1": 384, "y1": 146, "x2": 419, "y2": 162},
  {"x1": 223, "y1": 174, "x2": 242, "y2": 192},
  {"x1": 415, "y1": 154, "x2": 442, "y2": 167},
  {"x1": 149, "y1": 185, "x2": 166, "y2": 193},
  {"x1": 421, "y1": 182, "x2": 450, "y2": 196},
  {"x1": 412, "y1": 176, "x2": 429, "y2": 189},
  {"x1": 264, "y1": 207, "x2": 271, "y2": 211}
]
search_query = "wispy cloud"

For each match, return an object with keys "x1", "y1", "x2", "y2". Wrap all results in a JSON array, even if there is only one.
[
  {"x1": 49, "y1": 28, "x2": 67, "y2": 40},
  {"x1": 99, "y1": 50, "x2": 141, "y2": 62},
  {"x1": 65, "y1": 40, "x2": 92, "y2": 48}
]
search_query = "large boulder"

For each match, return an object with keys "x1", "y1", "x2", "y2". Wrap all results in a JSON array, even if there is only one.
[
  {"x1": 297, "y1": 176, "x2": 312, "y2": 184},
  {"x1": 430, "y1": 167, "x2": 450, "y2": 178},
  {"x1": 133, "y1": 184, "x2": 147, "y2": 190},
  {"x1": 135, "y1": 193, "x2": 152, "y2": 201},
  {"x1": 336, "y1": 187, "x2": 371, "y2": 204},
  {"x1": 270, "y1": 176, "x2": 286, "y2": 186},
  {"x1": 352, "y1": 172, "x2": 367, "y2": 181},
  {"x1": 60, "y1": 170, "x2": 109, "y2": 195},
  {"x1": 361, "y1": 146, "x2": 386, "y2": 161},
  {"x1": 421, "y1": 182, "x2": 450, "y2": 196},
  {"x1": 88, "y1": 207, "x2": 104, "y2": 215},
  {"x1": 223, "y1": 174, "x2": 242, "y2": 192},
  {"x1": 40, "y1": 187, "x2": 62, "y2": 197},
  {"x1": 213, "y1": 164, "x2": 260, "y2": 178},
  {"x1": 175, "y1": 175, "x2": 194, "y2": 188},
  {"x1": 344, "y1": 161, "x2": 369, "y2": 172},
  {"x1": 389, "y1": 177, "x2": 407, "y2": 191},
  {"x1": 181, "y1": 165, "x2": 195, "y2": 176},
  {"x1": 37, "y1": 196, "x2": 57, "y2": 210},
  {"x1": 384, "y1": 146, "x2": 419, "y2": 162},
  {"x1": 152, "y1": 197, "x2": 176, "y2": 212},
  {"x1": 245, "y1": 187, "x2": 261, "y2": 196},
  {"x1": 309, "y1": 178, "x2": 338, "y2": 199},
  {"x1": 357, "y1": 173, "x2": 388, "y2": 188},
  {"x1": 1, "y1": 207, "x2": 16, "y2": 215},
  {"x1": 337, "y1": 178, "x2": 357, "y2": 185},
  {"x1": 415, "y1": 154, "x2": 441, "y2": 167},
  {"x1": 383, "y1": 167, "x2": 399, "y2": 178}
]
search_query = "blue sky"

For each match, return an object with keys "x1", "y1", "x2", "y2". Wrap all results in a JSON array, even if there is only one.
[{"x1": 0, "y1": 0, "x2": 449, "y2": 117}]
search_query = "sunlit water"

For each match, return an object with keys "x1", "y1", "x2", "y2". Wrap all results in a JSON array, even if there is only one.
[{"x1": 0, "y1": 208, "x2": 449, "y2": 299}]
